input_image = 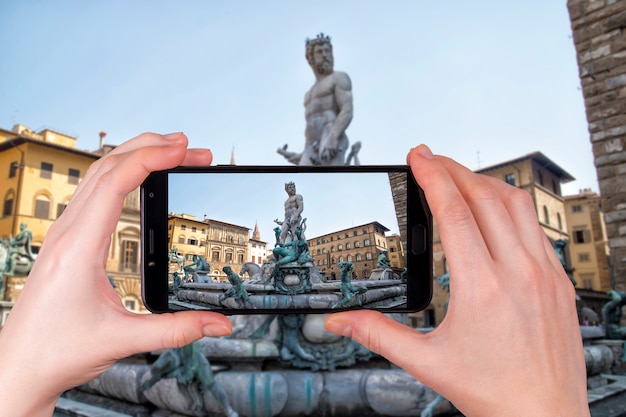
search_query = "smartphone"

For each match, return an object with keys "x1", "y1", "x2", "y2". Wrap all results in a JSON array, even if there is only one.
[{"x1": 141, "y1": 165, "x2": 432, "y2": 314}]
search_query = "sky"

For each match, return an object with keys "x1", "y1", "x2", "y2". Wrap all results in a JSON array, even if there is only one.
[
  {"x1": 168, "y1": 170, "x2": 402, "y2": 242},
  {"x1": 0, "y1": 1, "x2": 596, "y2": 238}
]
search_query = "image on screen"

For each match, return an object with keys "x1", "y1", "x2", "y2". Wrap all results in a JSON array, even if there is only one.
[{"x1": 166, "y1": 170, "x2": 409, "y2": 311}]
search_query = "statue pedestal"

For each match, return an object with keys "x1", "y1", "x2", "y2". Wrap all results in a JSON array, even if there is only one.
[
  {"x1": 274, "y1": 262, "x2": 313, "y2": 295},
  {"x1": 369, "y1": 268, "x2": 395, "y2": 280}
]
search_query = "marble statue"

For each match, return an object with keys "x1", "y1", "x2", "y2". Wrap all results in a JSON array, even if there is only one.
[
  {"x1": 274, "y1": 182, "x2": 304, "y2": 244},
  {"x1": 277, "y1": 33, "x2": 360, "y2": 166},
  {"x1": 141, "y1": 342, "x2": 238, "y2": 416},
  {"x1": 332, "y1": 261, "x2": 367, "y2": 309},
  {"x1": 4, "y1": 222, "x2": 36, "y2": 276}
]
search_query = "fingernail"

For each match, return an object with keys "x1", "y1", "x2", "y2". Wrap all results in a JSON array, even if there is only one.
[
  {"x1": 163, "y1": 132, "x2": 183, "y2": 140},
  {"x1": 324, "y1": 318, "x2": 353, "y2": 338},
  {"x1": 417, "y1": 144, "x2": 434, "y2": 159},
  {"x1": 203, "y1": 324, "x2": 232, "y2": 337}
]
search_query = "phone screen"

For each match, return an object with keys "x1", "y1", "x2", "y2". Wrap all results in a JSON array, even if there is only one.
[{"x1": 142, "y1": 166, "x2": 432, "y2": 314}]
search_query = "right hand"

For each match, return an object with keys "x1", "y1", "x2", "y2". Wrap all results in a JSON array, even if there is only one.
[{"x1": 325, "y1": 145, "x2": 589, "y2": 417}]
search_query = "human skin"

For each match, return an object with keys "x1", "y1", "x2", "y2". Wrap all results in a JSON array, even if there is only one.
[
  {"x1": 0, "y1": 133, "x2": 233, "y2": 417},
  {"x1": 325, "y1": 145, "x2": 590, "y2": 417}
]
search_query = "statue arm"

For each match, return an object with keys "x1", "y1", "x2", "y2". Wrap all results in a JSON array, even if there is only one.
[{"x1": 322, "y1": 72, "x2": 353, "y2": 156}]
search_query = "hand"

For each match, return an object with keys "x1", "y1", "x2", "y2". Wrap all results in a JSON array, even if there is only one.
[
  {"x1": 0, "y1": 133, "x2": 232, "y2": 416},
  {"x1": 325, "y1": 145, "x2": 589, "y2": 417}
]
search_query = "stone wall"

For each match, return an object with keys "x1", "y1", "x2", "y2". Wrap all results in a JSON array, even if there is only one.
[{"x1": 567, "y1": 0, "x2": 626, "y2": 289}]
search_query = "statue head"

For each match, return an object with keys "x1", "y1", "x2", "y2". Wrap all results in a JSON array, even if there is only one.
[
  {"x1": 19, "y1": 222, "x2": 27, "y2": 231},
  {"x1": 285, "y1": 181, "x2": 296, "y2": 195},
  {"x1": 306, "y1": 33, "x2": 333, "y2": 75},
  {"x1": 222, "y1": 266, "x2": 231, "y2": 274}
]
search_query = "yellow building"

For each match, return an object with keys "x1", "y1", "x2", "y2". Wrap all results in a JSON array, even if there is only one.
[
  {"x1": 168, "y1": 213, "x2": 249, "y2": 282},
  {"x1": 0, "y1": 124, "x2": 144, "y2": 316},
  {"x1": 564, "y1": 189, "x2": 611, "y2": 292},
  {"x1": 307, "y1": 221, "x2": 394, "y2": 280}
]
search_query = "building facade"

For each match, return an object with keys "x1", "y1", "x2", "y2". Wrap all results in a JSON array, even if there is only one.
[
  {"x1": 564, "y1": 189, "x2": 612, "y2": 291},
  {"x1": 0, "y1": 124, "x2": 145, "y2": 315},
  {"x1": 307, "y1": 221, "x2": 392, "y2": 280},
  {"x1": 168, "y1": 213, "x2": 249, "y2": 282}
]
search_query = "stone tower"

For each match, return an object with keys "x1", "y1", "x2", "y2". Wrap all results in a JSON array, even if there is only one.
[{"x1": 567, "y1": 0, "x2": 626, "y2": 289}]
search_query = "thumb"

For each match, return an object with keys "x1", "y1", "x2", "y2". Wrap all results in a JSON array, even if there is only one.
[
  {"x1": 117, "y1": 311, "x2": 232, "y2": 355},
  {"x1": 324, "y1": 310, "x2": 437, "y2": 377}
]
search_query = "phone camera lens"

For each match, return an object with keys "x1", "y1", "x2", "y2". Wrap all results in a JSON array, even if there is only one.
[{"x1": 149, "y1": 192, "x2": 155, "y2": 198}]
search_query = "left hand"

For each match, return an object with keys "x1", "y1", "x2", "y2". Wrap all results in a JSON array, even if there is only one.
[{"x1": 0, "y1": 133, "x2": 232, "y2": 416}]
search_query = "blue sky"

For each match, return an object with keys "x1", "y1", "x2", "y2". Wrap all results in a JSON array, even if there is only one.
[
  {"x1": 168, "y1": 171, "x2": 400, "y2": 241},
  {"x1": 0, "y1": 2, "x2": 594, "y2": 204}
]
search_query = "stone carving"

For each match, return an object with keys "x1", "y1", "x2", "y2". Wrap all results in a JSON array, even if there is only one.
[
  {"x1": 168, "y1": 246, "x2": 184, "y2": 271},
  {"x1": 332, "y1": 261, "x2": 367, "y2": 309},
  {"x1": 220, "y1": 266, "x2": 252, "y2": 308},
  {"x1": 3, "y1": 222, "x2": 36, "y2": 276},
  {"x1": 377, "y1": 250, "x2": 391, "y2": 270},
  {"x1": 141, "y1": 342, "x2": 238, "y2": 416},
  {"x1": 554, "y1": 239, "x2": 576, "y2": 286},
  {"x1": 183, "y1": 254, "x2": 211, "y2": 283},
  {"x1": 277, "y1": 33, "x2": 360, "y2": 166},
  {"x1": 602, "y1": 290, "x2": 626, "y2": 339}
]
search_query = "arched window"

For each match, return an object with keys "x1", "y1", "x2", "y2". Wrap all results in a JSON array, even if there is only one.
[
  {"x1": 346, "y1": 243, "x2": 351, "y2": 250},
  {"x1": 354, "y1": 241, "x2": 360, "y2": 248},
  {"x1": 543, "y1": 206, "x2": 550, "y2": 225},
  {"x1": 3, "y1": 189, "x2": 15, "y2": 217},
  {"x1": 356, "y1": 254, "x2": 362, "y2": 261},
  {"x1": 557, "y1": 213, "x2": 563, "y2": 230},
  {"x1": 34, "y1": 194, "x2": 51, "y2": 219}
]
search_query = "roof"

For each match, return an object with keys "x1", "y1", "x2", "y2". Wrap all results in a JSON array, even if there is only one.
[
  {"x1": 475, "y1": 151, "x2": 575, "y2": 183},
  {"x1": 0, "y1": 136, "x2": 100, "y2": 160}
]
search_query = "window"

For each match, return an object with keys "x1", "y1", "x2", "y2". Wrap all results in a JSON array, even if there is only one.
[
  {"x1": 225, "y1": 252, "x2": 233, "y2": 263},
  {"x1": 542, "y1": 206, "x2": 549, "y2": 225},
  {"x1": 346, "y1": 243, "x2": 351, "y2": 250},
  {"x1": 187, "y1": 238, "x2": 198, "y2": 245},
  {"x1": 363, "y1": 228, "x2": 368, "y2": 234},
  {"x1": 572, "y1": 205, "x2": 582, "y2": 213},
  {"x1": 317, "y1": 249, "x2": 321, "y2": 255},
  {"x1": 238, "y1": 237, "x2": 244, "y2": 244},
  {"x1": 212, "y1": 251, "x2": 220, "y2": 262},
  {"x1": 537, "y1": 171, "x2": 544, "y2": 187},
  {"x1": 9, "y1": 162, "x2": 18, "y2": 178},
  {"x1": 557, "y1": 213, "x2": 563, "y2": 231},
  {"x1": 56, "y1": 203, "x2": 68, "y2": 218},
  {"x1": 365, "y1": 253, "x2": 372, "y2": 260},
  {"x1": 355, "y1": 241, "x2": 360, "y2": 248},
  {"x1": 178, "y1": 236, "x2": 185, "y2": 244},
  {"x1": 345, "y1": 233, "x2": 349, "y2": 238},
  {"x1": 191, "y1": 226, "x2": 197, "y2": 232},
  {"x1": 181, "y1": 224, "x2": 186, "y2": 231},
  {"x1": 124, "y1": 299, "x2": 137, "y2": 312},
  {"x1": 356, "y1": 254, "x2": 362, "y2": 261},
  {"x1": 121, "y1": 240, "x2": 139, "y2": 273},
  {"x1": 331, "y1": 246, "x2": 335, "y2": 252},
  {"x1": 68, "y1": 168, "x2": 80, "y2": 185},
  {"x1": 347, "y1": 255, "x2": 352, "y2": 261},
  {"x1": 364, "y1": 239, "x2": 370, "y2": 247},
  {"x1": 40, "y1": 162, "x2": 53, "y2": 179},
  {"x1": 353, "y1": 231, "x2": 358, "y2": 236},
  {"x1": 338, "y1": 244, "x2": 343, "y2": 251},
  {"x1": 238, "y1": 253, "x2": 244, "y2": 263},
  {"x1": 573, "y1": 229, "x2": 590, "y2": 244},
  {"x1": 552, "y1": 180, "x2": 558, "y2": 194},
  {"x1": 390, "y1": 247, "x2": 396, "y2": 252},
  {"x1": 34, "y1": 195, "x2": 50, "y2": 219},
  {"x1": 578, "y1": 253, "x2": 591, "y2": 262},
  {"x1": 201, "y1": 228, "x2": 206, "y2": 234},
  {"x1": 505, "y1": 173, "x2": 516, "y2": 186},
  {"x1": 339, "y1": 256, "x2": 344, "y2": 262},
  {"x1": 322, "y1": 248, "x2": 327, "y2": 253},
  {"x1": 3, "y1": 192, "x2": 14, "y2": 217}
]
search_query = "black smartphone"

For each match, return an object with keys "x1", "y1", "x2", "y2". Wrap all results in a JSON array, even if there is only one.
[{"x1": 141, "y1": 165, "x2": 432, "y2": 314}]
